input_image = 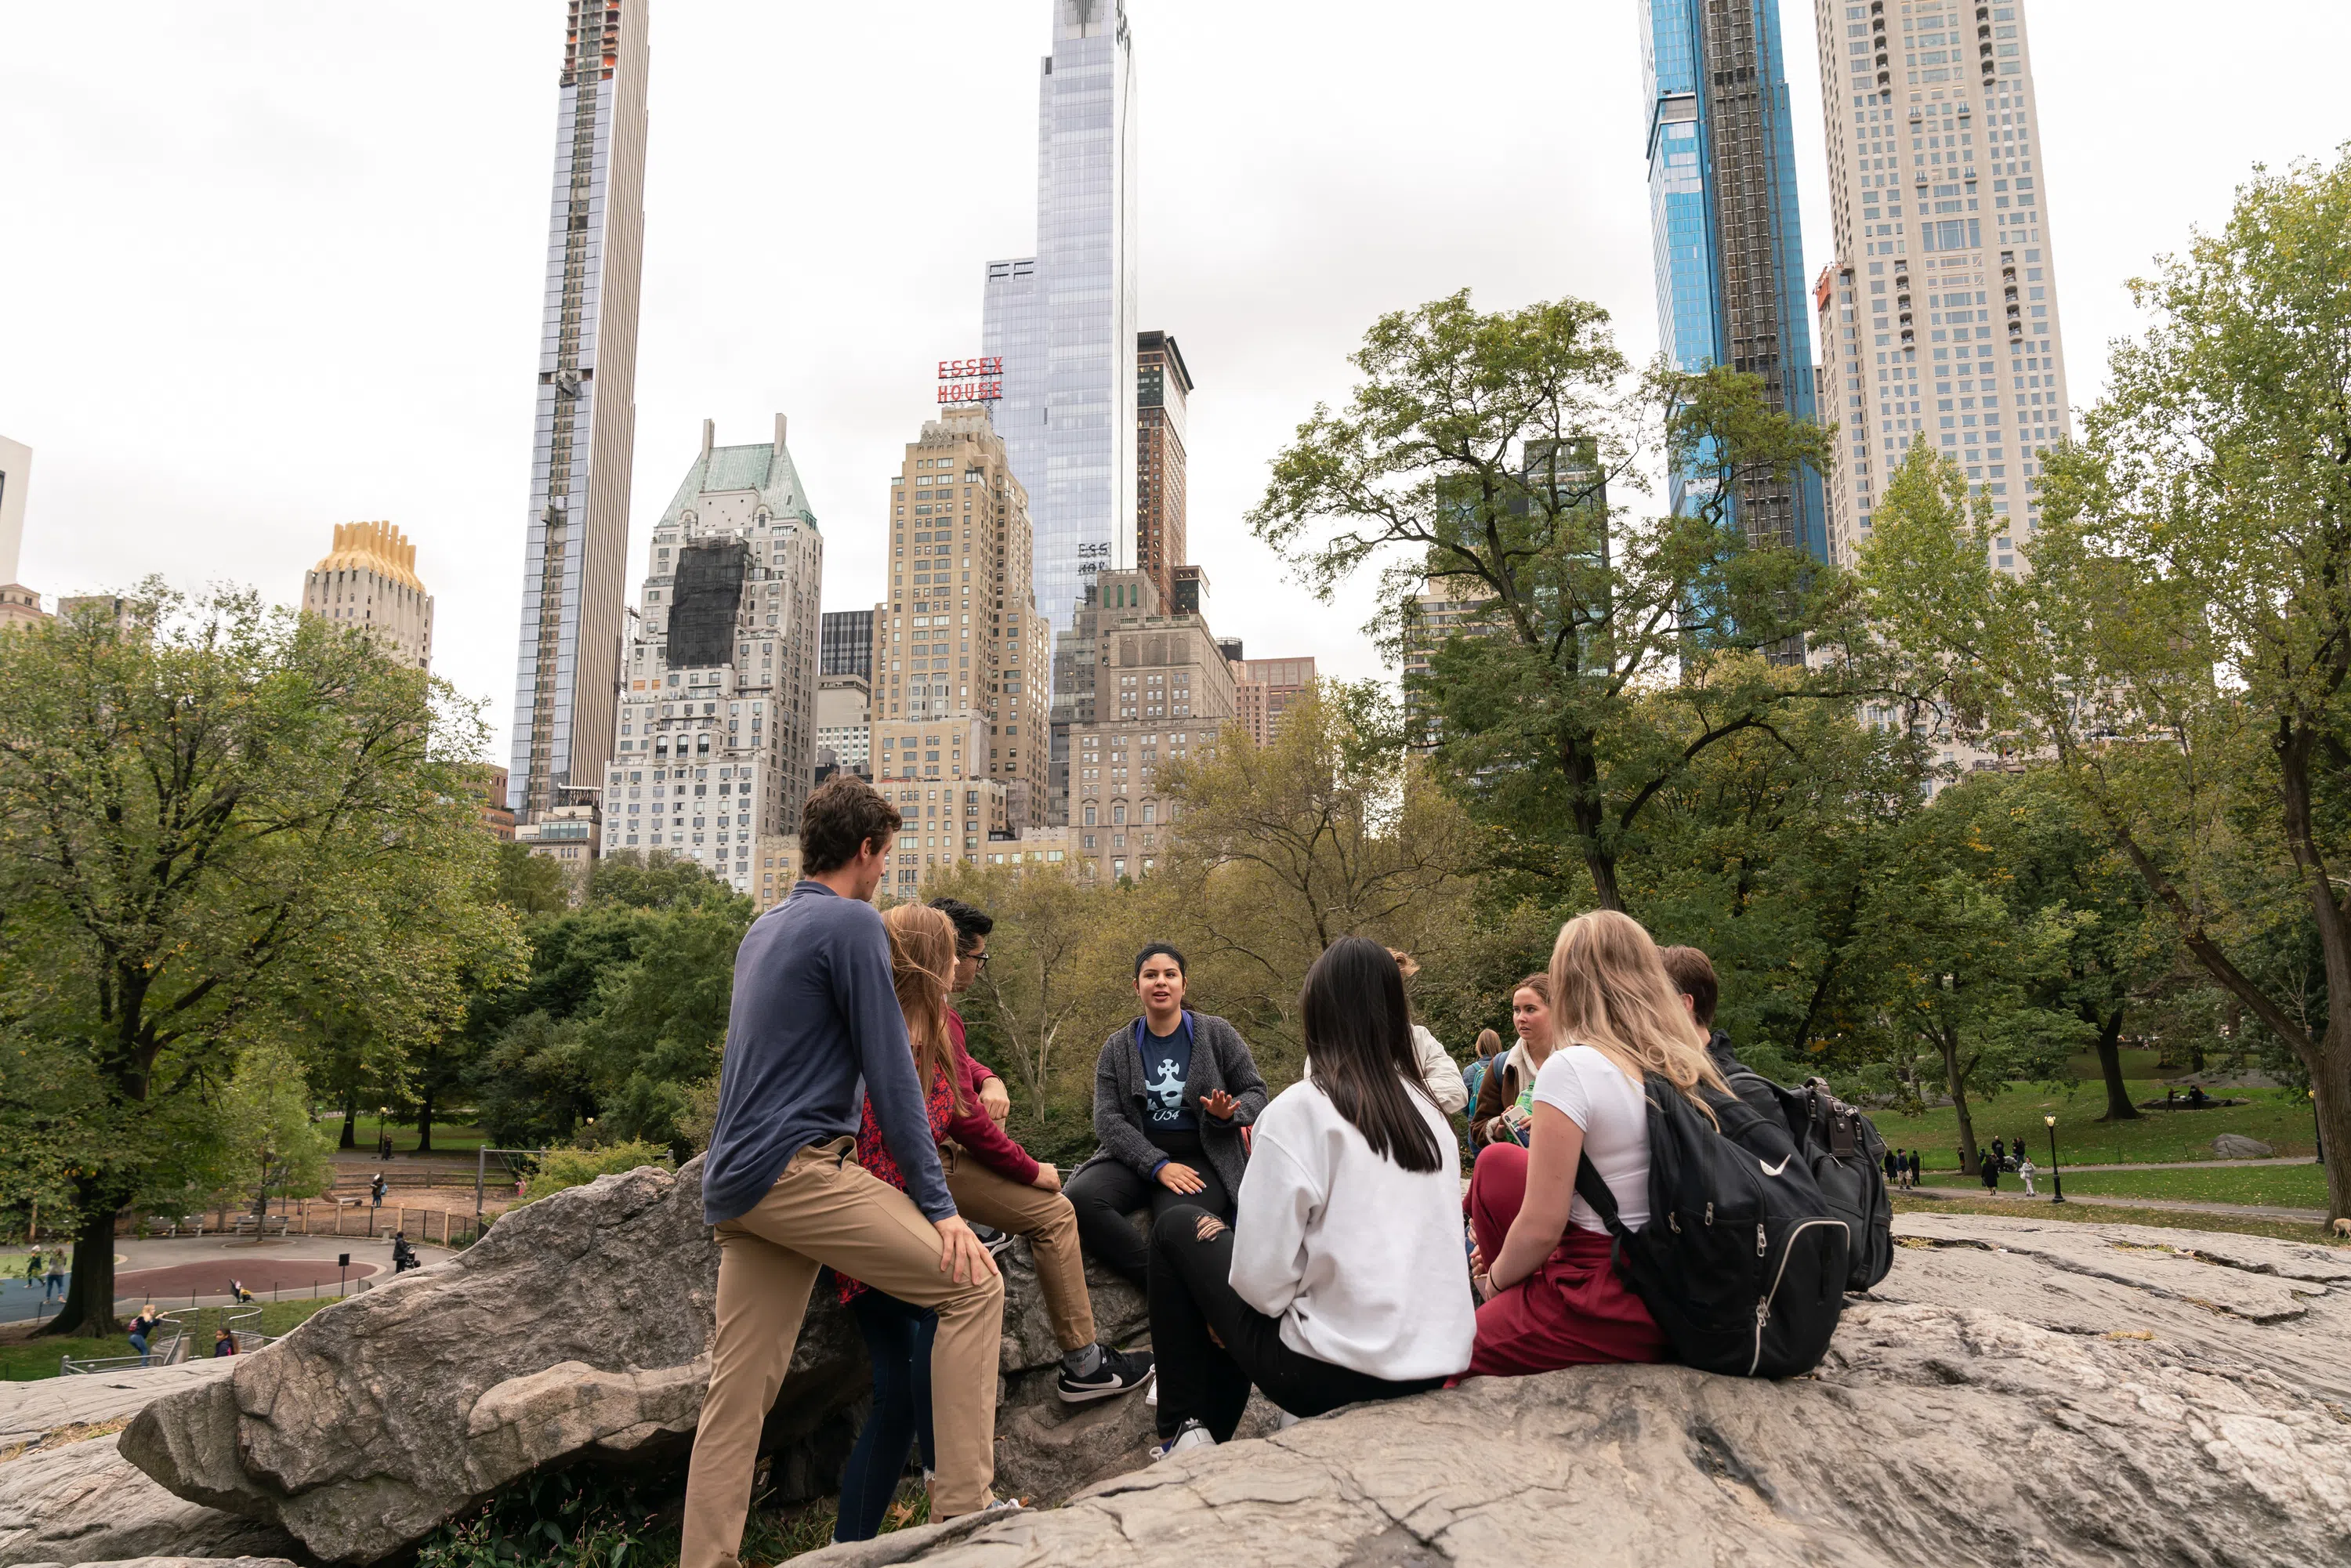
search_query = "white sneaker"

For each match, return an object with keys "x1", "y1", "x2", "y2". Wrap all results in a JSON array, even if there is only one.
[
  {"x1": 1144, "y1": 1370, "x2": 1157, "y2": 1407},
  {"x1": 1151, "y1": 1419, "x2": 1216, "y2": 1462}
]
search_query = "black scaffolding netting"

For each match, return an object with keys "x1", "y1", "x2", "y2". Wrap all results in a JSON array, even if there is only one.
[{"x1": 668, "y1": 538, "x2": 748, "y2": 669}]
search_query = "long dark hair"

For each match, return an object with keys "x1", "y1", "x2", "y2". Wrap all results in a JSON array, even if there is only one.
[{"x1": 1301, "y1": 936, "x2": 1444, "y2": 1174}]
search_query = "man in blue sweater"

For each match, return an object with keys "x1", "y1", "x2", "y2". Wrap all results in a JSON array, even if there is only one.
[{"x1": 682, "y1": 778, "x2": 1005, "y2": 1568}]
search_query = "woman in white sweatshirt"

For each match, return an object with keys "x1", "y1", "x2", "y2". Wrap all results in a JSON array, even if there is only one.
[{"x1": 1146, "y1": 936, "x2": 1477, "y2": 1460}]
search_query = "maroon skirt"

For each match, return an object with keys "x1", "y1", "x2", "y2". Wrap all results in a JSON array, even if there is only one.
[{"x1": 1459, "y1": 1137, "x2": 1670, "y2": 1382}]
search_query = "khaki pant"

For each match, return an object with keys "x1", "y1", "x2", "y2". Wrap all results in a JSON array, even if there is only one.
[
  {"x1": 940, "y1": 1143, "x2": 1094, "y2": 1353},
  {"x1": 680, "y1": 1139, "x2": 1004, "y2": 1568}
]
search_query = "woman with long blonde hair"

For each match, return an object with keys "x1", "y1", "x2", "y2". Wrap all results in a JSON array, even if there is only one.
[
  {"x1": 1462, "y1": 910, "x2": 1726, "y2": 1378},
  {"x1": 831, "y1": 903, "x2": 969, "y2": 1541}
]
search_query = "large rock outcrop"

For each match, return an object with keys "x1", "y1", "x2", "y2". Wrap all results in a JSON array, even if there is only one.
[
  {"x1": 109, "y1": 1160, "x2": 2351, "y2": 1567},
  {"x1": 798, "y1": 1213, "x2": 2351, "y2": 1567},
  {"x1": 116, "y1": 1159, "x2": 1149, "y2": 1565}
]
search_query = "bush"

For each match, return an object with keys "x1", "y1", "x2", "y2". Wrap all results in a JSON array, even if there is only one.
[{"x1": 515, "y1": 1141, "x2": 671, "y2": 1208}]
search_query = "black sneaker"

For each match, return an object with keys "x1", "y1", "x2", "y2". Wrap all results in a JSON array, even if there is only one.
[
  {"x1": 973, "y1": 1223, "x2": 1016, "y2": 1258},
  {"x1": 1057, "y1": 1344, "x2": 1156, "y2": 1403}
]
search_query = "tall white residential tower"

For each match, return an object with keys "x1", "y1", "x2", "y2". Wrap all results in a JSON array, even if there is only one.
[
  {"x1": 1809, "y1": 0, "x2": 2073, "y2": 572},
  {"x1": 600, "y1": 418, "x2": 824, "y2": 896},
  {"x1": 982, "y1": 0, "x2": 1140, "y2": 632},
  {"x1": 509, "y1": 0, "x2": 650, "y2": 826}
]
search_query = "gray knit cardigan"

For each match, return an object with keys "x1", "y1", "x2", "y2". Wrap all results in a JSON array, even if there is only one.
[{"x1": 1074, "y1": 1012, "x2": 1269, "y2": 1199}]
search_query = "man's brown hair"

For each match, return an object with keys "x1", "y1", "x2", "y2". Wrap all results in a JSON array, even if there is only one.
[
  {"x1": 1657, "y1": 945, "x2": 1719, "y2": 1027},
  {"x1": 800, "y1": 776, "x2": 902, "y2": 875}
]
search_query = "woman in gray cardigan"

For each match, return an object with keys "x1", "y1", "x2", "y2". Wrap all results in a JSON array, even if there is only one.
[{"x1": 1064, "y1": 942, "x2": 1270, "y2": 1287}]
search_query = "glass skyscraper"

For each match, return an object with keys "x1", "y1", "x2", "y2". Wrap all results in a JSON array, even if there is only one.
[
  {"x1": 509, "y1": 0, "x2": 649, "y2": 821},
  {"x1": 1643, "y1": 0, "x2": 1827, "y2": 560},
  {"x1": 982, "y1": 0, "x2": 1139, "y2": 632}
]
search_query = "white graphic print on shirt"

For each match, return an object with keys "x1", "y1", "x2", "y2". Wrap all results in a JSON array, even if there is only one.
[{"x1": 1146, "y1": 1059, "x2": 1185, "y2": 1124}]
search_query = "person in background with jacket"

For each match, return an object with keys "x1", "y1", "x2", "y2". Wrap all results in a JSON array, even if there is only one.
[
  {"x1": 212, "y1": 1327, "x2": 239, "y2": 1357},
  {"x1": 128, "y1": 1303, "x2": 164, "y2": 1365},
  {"x1": 1469, "y1": 975, "x2": 1554, "y2": 1149},
  {"x1": 1460, "y1": 1030, "x2": 1504, "y2": 1116},
  {"x1": 1386, "y1": 951, "x2": 1469, "y2": 1115},
  {"x1": 926, "y1": 897, "x2": 1152, "y2": 1404},
  {"x1": 1063, "y1": 943, "x2": 1268, "y2": 1289},
  {"x1": 1147, "y1": 937, "x2": 1475, "y2": 1460}
]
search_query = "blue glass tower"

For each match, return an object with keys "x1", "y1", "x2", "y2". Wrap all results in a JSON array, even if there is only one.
[{"x1": 1643, "y1": 0, "x2": 1826, "y2": 561}]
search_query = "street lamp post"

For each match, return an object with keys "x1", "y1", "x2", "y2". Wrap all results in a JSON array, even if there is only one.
[{"x1": 2044, "y1": 1114, "x2": 2066, "y2": 1204}]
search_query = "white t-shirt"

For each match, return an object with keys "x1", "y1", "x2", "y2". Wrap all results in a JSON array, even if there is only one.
[
  {"x1": 1227, "y1": 1081, "x2": 1476, "y2": 1382},
  {"x1": 1530, "y1": 1045, "x2": 1650, "y2": 1233}
]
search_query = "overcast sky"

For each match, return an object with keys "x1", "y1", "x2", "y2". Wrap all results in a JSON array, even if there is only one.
[{"x1": 5, "y1": 2, "x2": 2346, "y2": 764}]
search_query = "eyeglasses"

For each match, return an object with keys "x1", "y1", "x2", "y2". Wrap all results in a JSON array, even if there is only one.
[{"x1": 969, "y1": 951, "x2": 991, "y2": 967}]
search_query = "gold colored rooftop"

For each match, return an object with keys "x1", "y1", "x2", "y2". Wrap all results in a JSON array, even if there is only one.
[{"x1": 311, "y1": 521, "x2": 423, "y2": 592}]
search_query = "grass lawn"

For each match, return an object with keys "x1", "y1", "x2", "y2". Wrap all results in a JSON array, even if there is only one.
[
  {"x1": 1923, "y1": 1161, "x2": 2333, "y2": 1209},
  {"x1": 1866, "y1": 1081, "x2": 2317, "y2": 1173},
  {"x1": 0, "y1": 1297, "x2": 335, "y2": 1381},
  {"x1": 314, "y1": 1115, "x2": 493, "y2": 1157},
  {"x1": 1892, "y1": 1192, "x2": 2348, "y2": 1248}
]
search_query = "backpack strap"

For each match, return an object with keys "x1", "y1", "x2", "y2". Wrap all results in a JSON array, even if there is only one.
[{"x1": 1572, "y1": 1154, "x2": 1632, "y2": 1240}]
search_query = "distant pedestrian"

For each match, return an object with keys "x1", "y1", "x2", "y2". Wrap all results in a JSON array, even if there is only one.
[
  {"x1": 127, "y1": 1303, "x2": 164, "y2": 1366},
  {"x1": 370, "y1": 1173, "x2": 386, "y2": 1210},
  {"x1": 1908, "y1": 1150, "x2": 1922, "y2": 1188},
  {"x1": 1991, "y1": 1137, "x2": 2006, "y2": 1169},
  {"x1": 1882, "y1": 1148, "x2": 1899, "y2": 1186},
  {"x1": 2017, "y1": 1155, "x2": 2038, "y2": 1197},
  {"x1": 2015, "y1": 1132, "x2": 2031, "y2": 1166},
  {"x1": 1979, "y1": 1153, "x2": 1999, "y2": 1193},
  {"x1": 21, "y1": 1251, "x2": 40, "y2": 1291},
  {"x1": 1461, "y1": 1029, "x2": 1504, "y2": 1117},
  {"x1": 43, "y1": 1251, "x2": 66, "y2": 1303}
]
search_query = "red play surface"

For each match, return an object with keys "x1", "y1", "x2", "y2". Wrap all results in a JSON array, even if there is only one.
[{"x1": 115, "y1": 1257, "x2": 380, "y2": 1300}]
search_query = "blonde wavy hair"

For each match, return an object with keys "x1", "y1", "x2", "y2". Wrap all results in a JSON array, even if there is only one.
[
  {"x1": 882, "y1": 904, "x2": 965, "y2": 1114},
  {"x1": 1548, "y1": 911, "x2": 1727, "y2": 1116}
]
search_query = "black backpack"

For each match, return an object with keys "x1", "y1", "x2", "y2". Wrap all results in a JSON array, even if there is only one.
[
  {"x1": 1721, "y1": 1069, "x2": 1895, "y2": 1293},
  {"x1": 1574, "y1": 1075, "x2": 1849, "y2": 1378}
]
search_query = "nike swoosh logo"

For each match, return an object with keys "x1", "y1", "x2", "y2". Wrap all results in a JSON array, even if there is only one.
[{"x1": 1760, "y1": 1156, "x2": 1792, "y2": 1176}]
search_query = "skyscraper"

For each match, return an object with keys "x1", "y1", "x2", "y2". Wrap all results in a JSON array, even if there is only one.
[
  {"x1": 1136, "y1": 331, "x2": 1190, "y2": 610},
  {"x1": 599, "y1": 417, "x2": 823, "y2": 894},
  {"x1": 1810, "y1": 0, "x2": 2072, "y2": 573},
  {"x1": 1643, "y1": 0, "x2": 1827, "y2": 558},
  {"x1": 820, "y1": 609, "x2": 873, "y2": 679},
  {"x1": 303, "y1": 521, "x2": 435, "y2": 670},
  {"x1": 870, "y1": 404, "x2": 1051, "y2": 829},
  {"x1": 982, "y1": 0, "x2": 1140, "y2": 632},
  {"x1": 508, "y1": 0, "x2": 650, "y2": 824}
]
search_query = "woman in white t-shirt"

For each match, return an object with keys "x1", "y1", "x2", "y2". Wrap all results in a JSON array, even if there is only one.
[
  {"x1": 1463, "y1": 910, "x2": 1730, "y2": 1378},
  {"x1": 1145, "y1": 936, "x2": 1477, "y2": 1461}
]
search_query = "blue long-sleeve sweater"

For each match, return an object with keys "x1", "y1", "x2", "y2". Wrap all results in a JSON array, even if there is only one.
[{"x1": 701, "y1": 881, "x2": 955, "y2": 1225}]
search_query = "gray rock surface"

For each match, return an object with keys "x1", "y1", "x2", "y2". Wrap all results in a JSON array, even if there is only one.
[
  {"x1": 118, "y1": 1158, "x2": 1154, "y2": 1565},
  {"x1": 0, "y1": 1363, "x2": 232, "y2": 1454},
  {"x1": 794, "y1": 1211, "x2": 2351, "y2": 1568},
  {"x1": 0, "y1": 1437, "x2": 299, "y2": 1568},
  {"x1": 19, "y1": 1558, "x2": 301, "y2": 1568},
  {"x1": 2214, "y1": 1132, "x2": 2276, "y2": 1158}
]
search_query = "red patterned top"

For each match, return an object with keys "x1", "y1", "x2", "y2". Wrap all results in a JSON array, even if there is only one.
[{"x1": 835, "y1": 1059, "x2": 958, "y2": 1305}]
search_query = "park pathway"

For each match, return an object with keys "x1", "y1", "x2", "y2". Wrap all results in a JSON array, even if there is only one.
[{"x1": 1905, "y1": 1185, "x2": 2329, "y2": 1224}]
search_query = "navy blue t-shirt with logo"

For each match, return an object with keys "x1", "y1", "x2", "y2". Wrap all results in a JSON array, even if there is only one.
[{"x1": 1136, "y1": 1012, "x2": 1197, "y2": 1135}]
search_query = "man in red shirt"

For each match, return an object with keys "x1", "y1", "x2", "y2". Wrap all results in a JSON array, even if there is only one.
[{"x1": 930, "y1": 898, "x2": 1154, "y2": 1403}]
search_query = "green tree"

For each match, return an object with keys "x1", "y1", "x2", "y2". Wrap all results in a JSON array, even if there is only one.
[
  {"x1": 0, "y1": 586, "x2": 520, "y2": 1334},
  {"x1": 1246, "y1": 289, "x2": 1844, "y2": 912},
  {"x1": 1860, "y1": 151, "x2": 2351, "y2": 1220},
  {"x1": 491, "y1": 841, "x2": 572, "y2": 915},
  {"x1": 213, "y1": 1037, "x2": 335, "y2": 1223}
]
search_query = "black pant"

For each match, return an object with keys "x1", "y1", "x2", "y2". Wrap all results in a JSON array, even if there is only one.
[
  {"x1": 835, "y1": 1290, "x2": 936, "y2": 1542},
  {"x1": 1065, "y1": 1132, "x2": 1232, "y2": 1288},
  {"x1": 1147, "y1": 1204, "x2": 1445, "y2": 1443}
]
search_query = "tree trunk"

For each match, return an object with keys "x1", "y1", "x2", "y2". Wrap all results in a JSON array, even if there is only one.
[
  {"x1": 33, "y1": 1193, "x2": 121, "y2": 1338},
  {"x1": 1940, "y1": 1024, "x2": 1979, "y2": 1175},
  {"x1": 415, "y1": 1085, "x2": 436, "y2": 1156},
  {"x1": 2092, "y1": 1006, "x2": 2138, "y2": 1121},
  {"x1": 339, "y1": 1087, "x2": 358, "y2": 1151},
  {"x1": 2319, "y1": 1038, "x2": 2351, "y2": 1225}
]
